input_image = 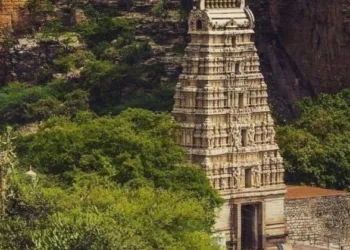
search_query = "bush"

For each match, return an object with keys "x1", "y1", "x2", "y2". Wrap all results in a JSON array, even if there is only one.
[
  {"x1": 0, "y1": 82, "x2": 55, "y2": 125},
  {"x1": 53, "y1": 50, "x2": 96, "y2": 73},
  {"x1": 76, "y1": 17, "x2": 136, "y2": 47}
]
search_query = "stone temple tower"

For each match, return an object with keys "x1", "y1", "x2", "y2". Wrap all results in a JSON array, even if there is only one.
[{"x1": 172, "y1": 0, "x2": 287, "y2": 249}]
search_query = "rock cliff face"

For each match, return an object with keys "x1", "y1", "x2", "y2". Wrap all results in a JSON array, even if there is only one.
[
  {"x1": 0, "y1": 0, "x2": 26, "y2": 30},
  {"x1": 272, "y1": 0, "x2": 350, "y2": 95},
  {"x1": 249, "y1": 0, "x2": 350, "y2": 120}
]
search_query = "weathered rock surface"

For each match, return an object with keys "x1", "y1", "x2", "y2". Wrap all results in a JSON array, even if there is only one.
[
  {"x1": 272, "y1": 0, "x2": 350, "y2": 95},
  {"x1": 0, "y1": 1, "x2": 186, "y2": 85},
  {"x1": 0, "y1": 0, "x2": 26, "y2": 30},
  {"x1": 0, "y1": 34, "x2": 83, "y2": 84},
  {"x1": 249, "y1": 0, "x2": 350, "y2": 120},
  {"x1": 125, "y1": 4, "x2": 187, "y2": 83}
]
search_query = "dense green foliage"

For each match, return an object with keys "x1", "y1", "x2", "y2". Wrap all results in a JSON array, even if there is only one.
[
  {"x1": 0, "y1": 110, "x2": 223, "y2": 249},
  {"x1": 18, "y1": 109, "x2": 221, "y2": 206},
  {"x1": 277, "y1": 89, "x2": 350, "y2": 189},
  {"x1": 0, "y1": 174, "x2": 220, "y2": 250},
  {"x1": 0, "y1": 82, "x2": 89, "y2": 126}
]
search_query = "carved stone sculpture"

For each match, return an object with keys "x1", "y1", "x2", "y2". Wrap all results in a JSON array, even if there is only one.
[
  {"x1": 247, "y1": 124, "x2": 255, "y2": 146},
  {"x1": 232, "y1": 167, "x2": 243, "y2": 189},
  {"x1": 252, "y1": 165, "x2": 262, "y2": 187}
]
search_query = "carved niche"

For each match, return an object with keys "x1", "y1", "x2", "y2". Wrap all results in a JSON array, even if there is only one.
[{"x1": 189, "y1": 10, "x2": 211, "y2": 32}]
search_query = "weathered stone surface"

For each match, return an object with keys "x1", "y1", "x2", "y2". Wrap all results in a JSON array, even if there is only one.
[
  {"x1": 248, "y1": 0, "x2": 350, "y2": 120},
  {"x1": 0, "y1": 0, "x2": 26, "y2": 30},
  {"x1": 285, "y1": 187, "x2": 350, "y2": 249},
  {"x1": 0, "y1": 34, "x2": 83, "y2": 83},
  {"x1": 272, "y1": 0, "x2": 350, "y2": 96}
]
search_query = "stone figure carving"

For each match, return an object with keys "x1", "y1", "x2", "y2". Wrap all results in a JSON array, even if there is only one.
[
  {"x1": 266, "y1": 126, "x2": 276, "y2": 144},
  {"x1": 276, "y1": 152, "x2": 284, "y2": 184},
  {"x1": 247, "y1": 123, "x2": 255, "y2": 146},
  {"x1": 262, "y1": 122, "x2": 268, "y2": 142},
  {"x1": 276, "y1": 152, "x2": 283, "y2": 169},
  {"x1": 252, "y1": 165, "x2": 262, "y2": 187},
  {"x1": 255, "y1": 126, "x2": 262, "y2": 143},
  {"x1": 263, "y1": 152, "x2": 269, "y2": 166},
  {"x1": 208, "y1": 131, "x2": 214, "y2": 148},
  {"x1": 232, "y1": 167, "x2": 243, "y2": 189},
  {"x1": 221, "y1": 178, "x2": 229, "y2": 190},
  {"x1": 270, "y1": 151, "x2": 276, "y2": 164},
  {"x1": 231, "y1": 125, "x2": 241, "y2": 149},
  {"x1": 269, "y1": 151, "x2": 277, "y2": 184},
  {"x1": 201, "y1": 156, "x2": 212, "y2": 172}
]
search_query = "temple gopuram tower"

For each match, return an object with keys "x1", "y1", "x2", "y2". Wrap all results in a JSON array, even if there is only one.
[{"x1": 172, "y1": 0, "x2": 287, "y2": 249}]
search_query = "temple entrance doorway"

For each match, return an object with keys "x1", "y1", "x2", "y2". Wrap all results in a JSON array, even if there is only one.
[{"x1": 241, "y1": 203, "x2": 263, "y2": 250}]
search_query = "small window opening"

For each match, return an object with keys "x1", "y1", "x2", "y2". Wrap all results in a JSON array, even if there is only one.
[
  {"x1": 241, "y1": 129, "x2": 247, "y2": 147},
  {"x1": 232, "y1": 36, "x2": 236, "y2": 47},
  {"x1": 235, "y1": 63, "x2": 240, "y2": 74},
  {"x1": 251, "y1": 34, "x2": 255, "y2": 42},
  {"x1": 245, "y1": 168, "x2": 252, "y2": 188},
  {"x1": 196, "y1": 20, "x2": 203, "y2": 30},
  {"x1": 238, "y1": 93, "x2": 244, "y2": 108}
]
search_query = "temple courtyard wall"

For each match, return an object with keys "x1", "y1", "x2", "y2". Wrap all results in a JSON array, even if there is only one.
[{"x1": 285, "y1": 186, "x2": 350, "y2": 250}]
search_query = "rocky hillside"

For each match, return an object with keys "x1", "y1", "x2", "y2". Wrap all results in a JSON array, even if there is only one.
[
  {"x1": 0, "y1": 0, "x2": 186, "y2": 84},
  {"x1": 2, "y1": 0, "x2": 350, "y2": 121}
]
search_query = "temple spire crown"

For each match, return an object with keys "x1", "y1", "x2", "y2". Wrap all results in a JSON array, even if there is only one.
[{"x1": 198, "y1": 0, "x2": 246, "y2": 10}]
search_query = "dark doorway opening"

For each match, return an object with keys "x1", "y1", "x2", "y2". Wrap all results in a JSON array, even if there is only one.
[
  {"x1": 241, "y1": 203, "x2": 263, "y2": 250},
  {"x1": 196, "y1": 20, "x2": 203, "y2": 30},
  {"x1": 235, "y1": 63, "x2": 240, "y2": 74},
  {"x1": 241, "y1": 129, "x2": 247, "y2": 147},
  {"x1": 238, "y1": 93, "x2": 244, "y2": 108},
  {"x1": 245, "y1": 168, "x2": 252, "y2": 188}
]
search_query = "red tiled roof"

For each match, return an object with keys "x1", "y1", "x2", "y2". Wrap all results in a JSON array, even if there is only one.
[{"x1": 286, "y1": 185, "x2": 347, "y2": 200}]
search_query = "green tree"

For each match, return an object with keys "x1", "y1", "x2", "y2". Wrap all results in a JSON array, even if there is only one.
[
  {"x1": 18, "y1": 109, "x2": 222, "y2": 208},
  {"x1": 151, "y1": 0, "x2": 170, "y2": 21},
  {"x1": 0, "y1": 82, "x2": 54, "y2": 126},
  {"x1": 277, "y1": 89, "x2": 350, "y2": 189},
  {"x1": 0, "y1": 109, "x2": 223, "y2": 249},
  {"x1": 0, "y1": 173, "x2": 221, "y2": 250}
]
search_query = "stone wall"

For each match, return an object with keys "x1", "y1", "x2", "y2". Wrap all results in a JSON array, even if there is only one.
[
  {"x1": 0, "y1": 0, "x2": 26, "y2": 30},
  {"x1": 285, "y1": 195, "x2": 350, "y2": 248}
]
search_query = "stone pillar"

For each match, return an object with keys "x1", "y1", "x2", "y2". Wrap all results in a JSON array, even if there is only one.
[{"x1": 235, "y1": 203, "x2": 242, "y2": 250}]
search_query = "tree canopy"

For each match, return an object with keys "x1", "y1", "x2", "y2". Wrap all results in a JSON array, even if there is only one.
[
  {"x1": 277, "y1": 89, "x2": 350, "y2": 189},
  {"x1": 0, "y1": 109, "x2": 223, "y2": 249}
]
